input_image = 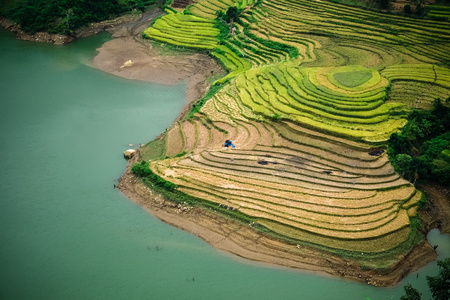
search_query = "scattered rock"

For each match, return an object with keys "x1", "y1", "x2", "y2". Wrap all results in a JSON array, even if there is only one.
[
  {"x1": 0, "y1": 18, "x2": 73, "y2": 44},
  {"x1": 120, "y1": 60, "x2": 134, "y2": 68},
  {"x1": 124, "y1": 149, "x2": 136, "y2": 159}
]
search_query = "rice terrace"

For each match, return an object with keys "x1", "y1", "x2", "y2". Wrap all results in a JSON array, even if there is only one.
[{"x1": 125, "y1": 0, "x2": 450, "y2": 286}]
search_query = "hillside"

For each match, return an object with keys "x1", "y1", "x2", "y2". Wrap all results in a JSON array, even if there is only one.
[{"x1": 127, "y1": 0, "x2": 450, "y2": 283}]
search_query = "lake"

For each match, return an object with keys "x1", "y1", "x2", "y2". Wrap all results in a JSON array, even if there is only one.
[{"x1": 0, "y1": 28, "x2": 448, "y2": 300}]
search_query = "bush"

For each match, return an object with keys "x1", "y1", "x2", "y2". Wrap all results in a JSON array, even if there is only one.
[
  {"x1": 379, "y1": 0, "x2": 389, "y2": 10},
  {"x1": 416, "y1": 4, "x2": 424, "y2": 16},
  {"x1": 216, "y1": 6, "x2": 242, "y2": 23},
  {"x1": 404, "y1": 4, "x2": 412, "y2": 14}
]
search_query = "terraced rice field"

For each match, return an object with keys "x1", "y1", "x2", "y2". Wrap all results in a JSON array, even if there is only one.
[
  {"x1": 141, "y1": 0, "x2": 450, "y2": 261},
  {"x1": 427, "y1": 5, "x2": 450, "y2": 21}
]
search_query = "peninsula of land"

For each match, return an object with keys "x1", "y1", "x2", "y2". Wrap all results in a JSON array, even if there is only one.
[{"x1": 88, "y1": 10, "x2": 449, "y2": 286}]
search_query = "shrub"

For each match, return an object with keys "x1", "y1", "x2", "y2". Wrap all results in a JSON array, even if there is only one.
[
  {"x1": 270, "y1": 114, "x2": 281, "y2": 121},
  {"x1": 404, "y1": 4, "x2": 412, "y2": 14},
  {"x1": 416, "y1": 4, "x2": 424, "y2": 16},
  {"x1": 217, "y1": 6, "x2": 242, "y2": 23}
]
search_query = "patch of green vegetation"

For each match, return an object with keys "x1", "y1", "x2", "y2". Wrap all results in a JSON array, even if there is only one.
[
  {"x1": 132, "y1": 160, "x2": 177, "y2": 190},
  {"x1": 333, "y1": 70, "x2": 373, "y2": 88},
  {"x1": 139, "y1": 136, "x2": 167, "y2": 162},
  {"x1": 440, "y1": 148, "x2": 450, "y2": 162},
  {"x1": 174, "y1": 151, "x2": 187, "y2": 158}
]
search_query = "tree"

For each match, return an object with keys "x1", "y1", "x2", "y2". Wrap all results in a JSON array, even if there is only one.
[
  {"x1": 396, "y1": 153, "x2": 415, "y2": 181},
  {"x1": 379, "y1": 0, "x2": 389, "y2": 9},
  {"x1": 426, "y1": 258, "x2": 450, "y2": 300},
  {"x1": 217, "y1": 6, "x2": 240, "y2": 23},
  {"x1": 226, "y1": 6, "x2": 239, "y2": 22},
  {"x1": 416, "y1": 4, "x2": 424, "y2": 15},
  {"x1": 404, "y1": 4, "x2": 412, "y2": 14},
  {"x1": 400, "y1": 284, "x2": 422, "y2": 300}
]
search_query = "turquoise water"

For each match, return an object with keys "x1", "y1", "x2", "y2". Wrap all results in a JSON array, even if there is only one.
[{"x1": 0, "y1": 28, "x2": 448, "y2": 300}]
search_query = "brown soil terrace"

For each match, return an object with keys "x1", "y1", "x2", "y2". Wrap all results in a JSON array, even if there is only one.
[{"x1": 4, "y1": 8, "x2": 448, "y2": 287}]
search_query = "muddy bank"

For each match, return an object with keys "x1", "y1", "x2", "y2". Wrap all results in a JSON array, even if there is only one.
[
  {"x1": 419, "y1": 183, "x2": 450, "y2": 234},
  {"x1": 90, "y1": 8, "x2": 224, "y2": 117},
  {"x1": 92, "y1": 36, "x2": 223, "y2": 111},
  {"x1": 117, "y1": 151, "x2": 440, "y2": 287}
]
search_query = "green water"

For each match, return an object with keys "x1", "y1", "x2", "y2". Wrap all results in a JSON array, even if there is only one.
[{"x1": 0, "y1": 28, "x2": 448, "y2": 300}]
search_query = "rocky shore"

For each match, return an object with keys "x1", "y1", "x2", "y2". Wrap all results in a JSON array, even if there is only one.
[
  {"x1": 0, "y1": 8, "x2": 161, "y2": 45},
  {"x1": 0, "y1": 17, "x2": 73, "y2": 44}
]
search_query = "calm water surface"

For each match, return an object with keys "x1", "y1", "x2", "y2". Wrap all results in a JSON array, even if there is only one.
[{"x1": 0, "y1": 28, "x2": 448, "y2": 300}]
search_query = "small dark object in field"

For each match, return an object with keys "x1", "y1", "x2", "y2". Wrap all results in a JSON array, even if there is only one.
[
  {"x1": 368, "y1": 149, "x2": 385, "y2": 156},
  {"x1": 258, "y1": 160, "x2": 269, "y2": 165},
  {"x1": 323, "y1": 171, "x2": 332, "y2": 174}
]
